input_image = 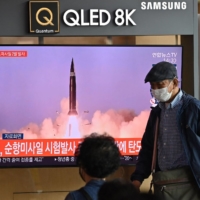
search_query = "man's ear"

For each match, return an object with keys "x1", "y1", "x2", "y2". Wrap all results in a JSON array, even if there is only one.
[{"x1": 173, "y1": 78, "x2": 179, "y2": 88}]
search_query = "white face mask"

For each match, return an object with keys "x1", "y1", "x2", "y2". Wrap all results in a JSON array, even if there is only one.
[{"x1": 151, "y1": 81, "x2": 173, "y2": 102}]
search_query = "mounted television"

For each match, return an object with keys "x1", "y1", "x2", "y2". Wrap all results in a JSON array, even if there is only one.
[{"x1": 0, "y1": 45, "x2": 182, "y2": 167}]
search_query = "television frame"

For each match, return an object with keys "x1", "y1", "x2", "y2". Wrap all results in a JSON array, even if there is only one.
[{"x1": 0, "y1": 44, "x2": 183, "y2": 168}]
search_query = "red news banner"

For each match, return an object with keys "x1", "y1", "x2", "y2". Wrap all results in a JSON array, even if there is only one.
[
  {"x1": 0, "y1": 139, "x2": 141, "y2": 157},
  {"x1": 0, "y1": 51, "x2": 27, "y2": 57}
]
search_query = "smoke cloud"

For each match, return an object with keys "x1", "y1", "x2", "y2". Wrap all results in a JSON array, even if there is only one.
[{"x1": 0, "y1": 98, "x2": 150, "y2": 139}]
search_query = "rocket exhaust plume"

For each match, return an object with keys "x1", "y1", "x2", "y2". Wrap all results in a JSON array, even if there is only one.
[{"x1": 68, "y1": 58, "x2": 78, "y2": 116}]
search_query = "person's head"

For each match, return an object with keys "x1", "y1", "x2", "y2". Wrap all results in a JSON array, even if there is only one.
[
  {"x1": 75, "y1": 133, "x2": 121, "y2": 181},
  {"x1": 144, "y1": 61, "x2": 179, "y2": 103},
  {"x1": 98, "y1": 178, "x2": 140, "y2": 200},
  {"x1": 139, "y1": 193, "x2": 158, "y2": 200}
]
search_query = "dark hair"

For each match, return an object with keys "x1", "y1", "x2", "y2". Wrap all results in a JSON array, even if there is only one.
[
  {"x1": 98, "y1": 178, "x2": 139, "y2": 200},
  {"x1": 98, "y1": 179, "x2": 158, "y2": 200},
  {"x1": 139, "y1": 193, "x2": 158, "y2": 200},
  {"x1": 75, "y1": 133, "x2": 121, "y2": 178}
]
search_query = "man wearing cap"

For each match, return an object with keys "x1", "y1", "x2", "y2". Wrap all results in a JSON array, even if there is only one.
[{"x1": 131, "y1": 61, "x2": 200, "y2": 200}]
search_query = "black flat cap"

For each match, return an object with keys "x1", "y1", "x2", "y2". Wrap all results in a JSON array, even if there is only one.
[{"x1": 144, "y1": 61, "x2": 178, "y2": 83}]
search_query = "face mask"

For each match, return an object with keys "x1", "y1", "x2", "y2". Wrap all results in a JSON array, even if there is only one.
[{"x1": 151, "y1": 82, "x2": 173, "y2": 102}]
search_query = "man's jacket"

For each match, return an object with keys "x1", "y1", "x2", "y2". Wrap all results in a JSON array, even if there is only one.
[{"x1": 131, "y1": 91, "x2": 200, "y2": 188}]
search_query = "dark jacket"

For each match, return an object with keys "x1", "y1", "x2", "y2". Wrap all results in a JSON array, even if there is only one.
[
  {"x1": 131, "y1": 91, "x2": 200, "y2": 188},
  {"x1": 65, "y1": 180, "x2": 104, "y2": 200}
]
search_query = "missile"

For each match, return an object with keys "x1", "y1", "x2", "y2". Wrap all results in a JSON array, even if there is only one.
[{"x1": 68, "y1": 58, "x2": 78, "y2": 115}]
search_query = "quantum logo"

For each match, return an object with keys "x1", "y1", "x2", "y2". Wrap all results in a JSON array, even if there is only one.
[
  {"x1": 29, "y1": 1, "x2": 60, "y2": 34},
  {"x1": 36, "y1": 7, "x2": 54, "y2": 26}
]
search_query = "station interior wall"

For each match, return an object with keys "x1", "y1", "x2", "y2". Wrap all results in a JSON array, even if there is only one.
[
  {"x1": 1, "y1": 2, "x2": 200, "y2": 200},
  {"x1": 0, "y1": 34, "x2": 182, "y2": 200}
]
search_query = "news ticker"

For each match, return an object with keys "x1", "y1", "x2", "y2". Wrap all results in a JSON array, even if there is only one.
[{"x1": 0, "y1": 155, "x2": 138, "y2": 167}]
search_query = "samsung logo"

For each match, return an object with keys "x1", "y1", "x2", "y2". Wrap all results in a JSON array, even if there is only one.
[{"x1": 141, "y1": 2, "x2": 187, "y2": 10}]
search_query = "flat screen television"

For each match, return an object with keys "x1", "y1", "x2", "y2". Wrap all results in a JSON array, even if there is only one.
[{"x1": 0, "y1": 45, "x2": 182, "y2": 167}]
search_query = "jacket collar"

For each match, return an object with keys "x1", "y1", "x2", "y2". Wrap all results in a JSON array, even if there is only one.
[{"x1": 150, "y1": 90, "x2": 195, "y2": 114}]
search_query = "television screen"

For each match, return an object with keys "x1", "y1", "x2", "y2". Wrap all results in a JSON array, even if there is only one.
[{"x1": 0, "y1": 45, "x2": 182, "y2": 167}]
